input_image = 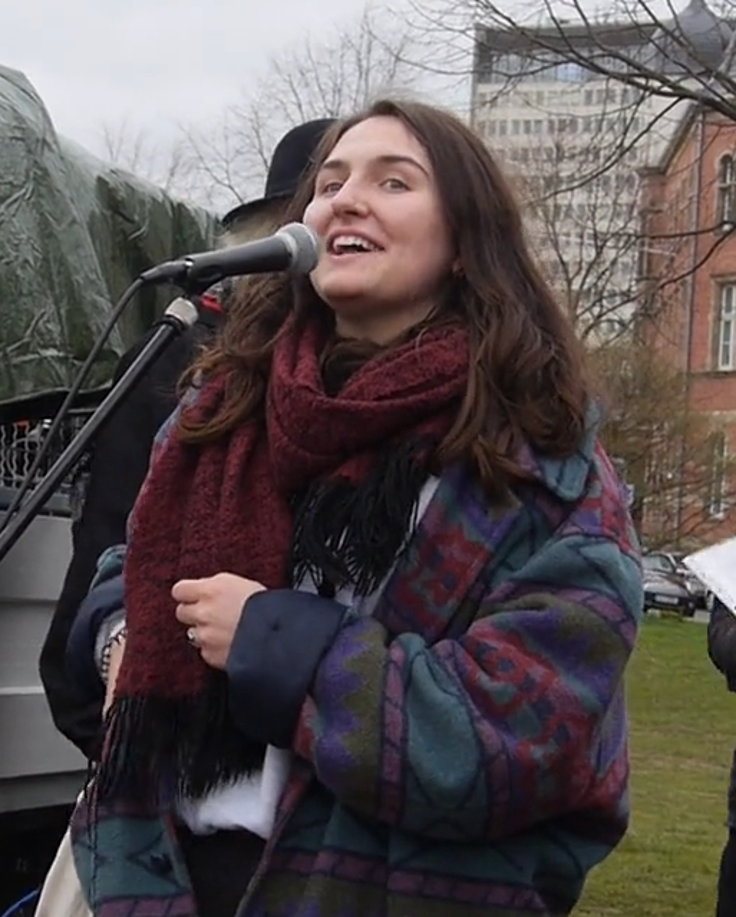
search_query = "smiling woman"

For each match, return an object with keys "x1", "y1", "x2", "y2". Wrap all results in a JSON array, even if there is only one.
[
  {"x1": 303, "y1": 117, "x2": 456, "y2": 342},
  {"x1": 65, "y1": 99, "x2": 642, "y2": 917}
]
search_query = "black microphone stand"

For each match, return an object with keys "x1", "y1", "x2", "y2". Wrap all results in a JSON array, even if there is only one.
[{"x1": 0, "y1": 297, "x2": 198, "y2": 563}]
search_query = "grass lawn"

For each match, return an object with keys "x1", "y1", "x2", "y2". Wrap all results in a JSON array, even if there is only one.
[{"x1": 575, "y1": 615, "x2": 734, "y2": 916}]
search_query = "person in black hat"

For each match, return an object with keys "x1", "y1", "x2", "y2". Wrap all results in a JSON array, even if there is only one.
[
  {"x1": 221, "y1": 118, "x2": 335, "y2": 244},
  {"x1": 39, "y1": 118, "x2": 335, "y2": 759}
]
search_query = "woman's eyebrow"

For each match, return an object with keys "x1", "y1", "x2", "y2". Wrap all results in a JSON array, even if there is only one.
[{"x1": 318, "y1": 154, "x2": 429, "y2": 177}]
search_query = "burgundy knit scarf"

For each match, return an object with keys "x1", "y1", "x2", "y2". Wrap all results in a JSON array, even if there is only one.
[{"x1": 98, "y1": 318, "x2": 469, "y2": 801}]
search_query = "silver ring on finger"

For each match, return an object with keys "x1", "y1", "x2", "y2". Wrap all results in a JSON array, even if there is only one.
[{"x1": 186, "y1": 626, "x2": 200, "y2": 648}]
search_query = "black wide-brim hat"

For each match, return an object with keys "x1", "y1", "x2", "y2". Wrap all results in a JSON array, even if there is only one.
[{"x1": 221, "y1": 118, "x2": 336, "y2": 229}]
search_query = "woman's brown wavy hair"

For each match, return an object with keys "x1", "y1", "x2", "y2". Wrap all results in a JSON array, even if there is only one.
[{"x1": 180, "y1": 98, "x2": 591, "y2": 496}]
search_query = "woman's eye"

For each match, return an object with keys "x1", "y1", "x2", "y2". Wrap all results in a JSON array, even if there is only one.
[
  {"x1": 320, "y1": 181, "x2": 343, "y2": 195},
  {"x1": 383, "y1": 177, "x2": 409, "y2": 191}
]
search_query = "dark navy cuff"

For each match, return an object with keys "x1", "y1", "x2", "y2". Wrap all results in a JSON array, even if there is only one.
[
  {"x1": 65, "y1": 573, "x2": 125, "y2": 699},
  {"x1": 226, "y1": 589, "x2": 347, "y2": 748}
]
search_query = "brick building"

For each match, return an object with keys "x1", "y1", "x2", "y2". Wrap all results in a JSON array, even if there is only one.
[{"x1": 639, "y1": 105, "x2": 736, "y2": 547}]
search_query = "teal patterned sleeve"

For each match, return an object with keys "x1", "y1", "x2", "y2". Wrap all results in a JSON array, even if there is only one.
[{"x1": 293, "y1": 495, "x2": 642, "y2": 844}]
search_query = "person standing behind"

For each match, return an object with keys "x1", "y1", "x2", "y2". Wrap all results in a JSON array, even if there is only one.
[
  {"x1": 708, "y1": 598, "x2": 736, "y2": 917},
  {"x1": 39, "y1": 119, "x2": 335, "y2": 759}
]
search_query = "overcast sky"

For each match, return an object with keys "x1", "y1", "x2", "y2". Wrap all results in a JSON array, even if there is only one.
[
  {"x1": 0, "y1": 0, "x2": 701, "y2": 162},
  {"x1": 0, "y1": 0, "x2": 397, "y2": 155}
]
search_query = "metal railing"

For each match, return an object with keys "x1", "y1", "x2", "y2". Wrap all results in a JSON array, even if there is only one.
[
  {"x1": 0, "y1": 388, "x2": 106, "y2": 518},
  {"x1": 0, "y1": 411, "x2": 93, "y2": 494}
]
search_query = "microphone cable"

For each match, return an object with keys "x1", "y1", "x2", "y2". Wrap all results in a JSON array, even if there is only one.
[
  {"x1": 0, "y1": 277, "x2": 145, "y2": 532},
  {"x1": 0, "y1": 888, "x2": 39, "y2": 917}
]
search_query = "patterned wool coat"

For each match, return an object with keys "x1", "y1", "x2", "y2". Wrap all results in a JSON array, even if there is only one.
[{"x1": 71, "y1": 422, "x2": 643, "y2": 917}]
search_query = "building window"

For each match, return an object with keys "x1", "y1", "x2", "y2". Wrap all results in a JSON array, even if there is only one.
[
  {"x1": 489, "y1": 53, "x2": 528, "y2": 81},
  {"x1": 717, "y1": 284, "x2": 736, "y2": 370},
  {"x1": 718, "y1": 154, "x2": 736, "y2": 225},
  {"x1": 708, "y1": 431, "x2": 728, "y2": 517},
  {"x1": 555, "y1": 61, "x2": 587, "y2": 81}
]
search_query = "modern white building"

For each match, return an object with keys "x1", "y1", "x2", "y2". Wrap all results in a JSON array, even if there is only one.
[{"x1": 470, "y1": 0, "x2": 733, "y2": 339}]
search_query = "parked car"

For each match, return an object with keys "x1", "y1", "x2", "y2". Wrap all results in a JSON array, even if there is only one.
[
  {"x1": 645, "y1": 550, "x2": 709, "y2": 610},
  {"x1": 642, "y1": 552, "x2": 698, "y2": 616}
]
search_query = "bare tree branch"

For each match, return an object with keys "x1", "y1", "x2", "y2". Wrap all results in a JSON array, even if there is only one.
[{"x1": 98, "y1": 4, "x2": 428, "y2": 212}]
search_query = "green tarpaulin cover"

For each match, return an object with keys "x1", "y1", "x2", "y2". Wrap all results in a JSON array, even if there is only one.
[{"x1": 0, "y1": 64, "x2": 217, "y2": 400}]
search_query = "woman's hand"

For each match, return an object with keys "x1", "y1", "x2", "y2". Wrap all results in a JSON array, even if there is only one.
[{"x1": 172, "y1": 573, "x2": 266, "y2": 670}]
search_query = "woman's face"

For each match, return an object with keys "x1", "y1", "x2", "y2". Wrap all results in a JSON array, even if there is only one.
[{"x1": 304, "y1": 115, "x2": 456, "y2": 343}]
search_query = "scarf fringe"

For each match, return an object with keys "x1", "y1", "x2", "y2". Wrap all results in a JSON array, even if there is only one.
[
  {"x1": 95, "y1": 678, "x2": 265, "y2": 804},
  {"x1": 290, "y1": 436, "x2": 434, "y2": 596}
]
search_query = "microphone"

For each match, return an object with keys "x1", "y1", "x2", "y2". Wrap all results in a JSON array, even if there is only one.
[{"x1": 139, "y1": 222, "x2": 321, "y2": 290}]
